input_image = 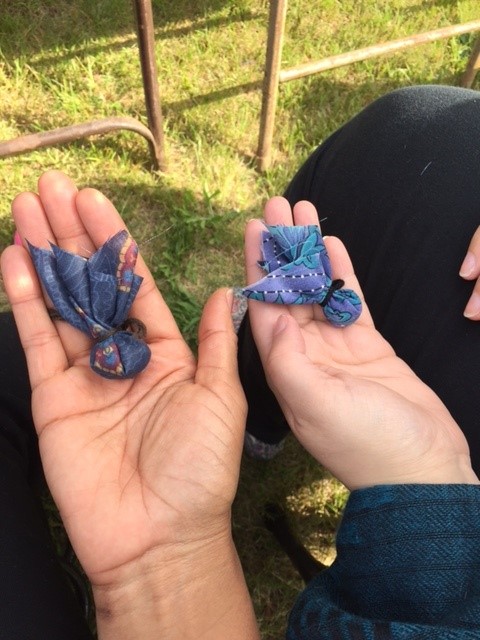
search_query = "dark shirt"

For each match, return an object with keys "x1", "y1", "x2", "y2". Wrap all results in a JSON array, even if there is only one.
[{"x1": 287, "y1": 484, "x2": 480, "y2": 639}]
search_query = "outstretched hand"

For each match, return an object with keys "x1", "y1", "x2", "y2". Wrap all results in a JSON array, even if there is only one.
[
  {"x1": 245, "y1": 197, "x2": 478, "y2": 490},
  {"x1": 1, "y1": 171, "x2": 247, "y2": 589}
]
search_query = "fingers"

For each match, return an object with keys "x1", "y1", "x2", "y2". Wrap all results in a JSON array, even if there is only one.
[
  {"x1": 12, "y1": 175, "x2": 92, "y2": 358},
  {"x1": 263, "y1": 195, "x2": 294, "y2": 225},
  {"x1": 245, "y1": 197, "x2": 322, "y2": 281},
  {"x1": 245, "y1": 196, "x2": 296, "y2": 281},
  {"x1": 1, "y1": 246, "x2": 69, "y2": 389},
  {"x1": 245, "y1": 197, "x2": 372, "y2": 356},
  {"x1": 287, "y1": 199, "x2": 321, "y2": 227},
  {"x1": 196, "y1": 289, "x2": 240, "y2": 386},
  {"x1": 460, "y1": 226, "x2": 480, "y2": 320},
  {"x1": 13, "y1": 171, "x2": 184, "y2": 345},
  {"x1": 196, "y1": 288, "x2": 246, "y2": 423},
  {"x1": 244, "y1": 218, "x2": 288, "y2": 352},
  {"x1": 263, "y1": 197, "x2": 320, "y2": 227},
  {"x1": 74, "y1": 188, "x2": 184, "y2": 342},
  {"x1": 245, "y1": 198, "x2": 322, "y2": 347},
  {"x1": 13, "y1": 171, "x2": 94, "y2": 256},
  {"x1": 459, "y1": 226, "x2": 480, "y2": 280},
  {"x1": 244, "y1": 218, "x2": 268, "y2": 281},
  {"x1": 463, "y1": 284, "x2": 480, "y2": 320}
]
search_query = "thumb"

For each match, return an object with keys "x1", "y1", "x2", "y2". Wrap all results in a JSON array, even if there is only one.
[
  {"x1": 196, "y1": 288, "x2": 244, "y2": 397},
  {"x1": 265, "y1": 314, "x2": 313, "y2": 399},
  {"x1": 270, "y1": 314, "x2": 306, "y2": 356}
]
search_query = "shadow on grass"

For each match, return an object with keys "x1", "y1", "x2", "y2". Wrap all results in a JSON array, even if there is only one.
[{"x1": 1, "y1": 0, "x2": 262, "y2": 60}]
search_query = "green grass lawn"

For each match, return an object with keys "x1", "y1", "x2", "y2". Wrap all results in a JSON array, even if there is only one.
[{"x1": 1, "y1": 1, "x2": 478, "y2": 636}]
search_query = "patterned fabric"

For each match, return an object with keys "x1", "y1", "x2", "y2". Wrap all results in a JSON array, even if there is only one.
[
  {"x1": 242, "y1": 225, "x2": 362, "y2": 327},
  {"x1": 29, "y1": 230, "x2": 151, "y2": 380},
  {"x1": 287, "y1": 484, "x2": 480, "y2": 639}
]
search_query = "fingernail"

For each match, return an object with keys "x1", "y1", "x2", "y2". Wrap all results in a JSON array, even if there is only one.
[
  {"x1": 460, "y1": 252, "x2": 476, "y2": 278},
  {"x1": 274, "y1": 314, "x2": 289, "y2": 334},
  {"x1": 464, "y1": 292, "x2": 480, "y2": 318}
]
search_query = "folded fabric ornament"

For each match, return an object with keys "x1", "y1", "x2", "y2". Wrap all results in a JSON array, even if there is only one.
[
  {"x1": 28, "y1": 230, "x2": 151, "y2": 379},
  {"x1": 242, "y1": 225, "x2": 362, "y2": 327}
]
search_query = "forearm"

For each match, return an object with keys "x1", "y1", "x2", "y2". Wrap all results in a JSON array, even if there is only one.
[
  {"x1": 93, "y1": 534, "x2": 260, "y2": 640},
  {"x1": 288, "y1": 484, "x2": 480, "y2": 638}
]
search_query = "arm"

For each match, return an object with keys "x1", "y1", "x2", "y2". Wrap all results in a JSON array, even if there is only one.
[
  {"x1": 244, "y1": 198, "x2": 480, "y2": 637},
  {"x1": 1, "y1": 171, "x2": 259, "y2": 640},
  {"x1": 245, "y1": 198, "x2": 478, "y2": 489},
  {"x1": 93, "y1": 535, "x2": 258, "y2": 640},
  {"x1": 288, "y1": 484, "x2": 480, "y2": 640}
]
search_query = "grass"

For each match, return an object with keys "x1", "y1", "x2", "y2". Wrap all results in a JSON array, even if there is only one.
[{"x1": 0, "y1": 0, "x2": 479, "y2": 636}]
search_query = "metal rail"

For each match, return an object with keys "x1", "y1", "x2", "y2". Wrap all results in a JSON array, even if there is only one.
[
  {"x1": 257, "y1": 2, "x2": 480, "y2": 171},
  {"x1": 0, "y1": 0, "x2": 167, "y2": 171}
]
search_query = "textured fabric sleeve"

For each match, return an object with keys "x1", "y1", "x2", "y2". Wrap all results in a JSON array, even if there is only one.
[{"x1": 287, "y1": 484, "x2": 480, "y2": 639}]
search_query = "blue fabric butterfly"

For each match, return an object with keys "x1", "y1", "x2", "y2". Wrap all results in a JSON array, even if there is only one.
[
  {"x1": 28, "y1": 230, "x2": 151, "y2": 379},
  {"x1": 242, "y1": 225, "x2": 362, "y2": 327}
]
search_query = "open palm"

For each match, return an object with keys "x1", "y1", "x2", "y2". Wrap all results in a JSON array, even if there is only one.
[
  {"x1": 246, "y1": 198, "x2": 476, "y2": 489},
  {"x1": 1, "y1": 171, "x2": 246, "y2": 586}
]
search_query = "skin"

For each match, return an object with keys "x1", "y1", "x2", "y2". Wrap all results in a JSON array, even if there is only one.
[
  {"x1": 460, "y1": 225, "x2": 480, "y2": 319},
  {"x1": 1, "y1": 175, "x2": 478, "y2": 638},
  {"x1": 1, "y1": 170, "x2": 259, "y2": 640},
  {"x1": 245, "y1": 198, "x2": 479, "y2": 490}
]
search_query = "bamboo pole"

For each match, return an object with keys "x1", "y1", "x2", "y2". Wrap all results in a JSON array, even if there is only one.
[
  {"x1": 279, "y1": 20, "x2": 480, "y2": 83},
  {"x1": 133, "y1": 0, "x2": 167, "y2": 171},
  {"x1": 461, "y1": 34, "x2": 480, "y2": 88},
  {"x1": 257, "y1": 12, "x2": 480, "y2": 171},
  {"x1": 0, "y1": 1, "x2": 166, "y2": 170},
  {"x1": 0, "y1": 118, "x2": 157, "y2": 159},
  {"x1": 256, "y1": 0, "x2": 288, "y2": 172}
]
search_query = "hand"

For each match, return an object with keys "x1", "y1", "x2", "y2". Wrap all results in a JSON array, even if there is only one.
[
  {"x1": 460, "y1": 225, "x2": 480, "y2": 319},
  {"x1": 245, "y1": 197, "x2": 479, "y2": 490},
  {"x1": 1, "y1": 171, "x2": 247, "y2": 587}
]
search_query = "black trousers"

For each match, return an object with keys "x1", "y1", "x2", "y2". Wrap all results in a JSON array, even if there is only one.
[
  {"x1": 0, "y1": 313, "x2": 93, "y2": 639},
  {"x1": 239, "y1": 85, "x2": 480, "y2": 474}
]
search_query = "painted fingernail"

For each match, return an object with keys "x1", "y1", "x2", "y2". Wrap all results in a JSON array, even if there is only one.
[
  {"x1": 460, "y1": 252, "x2": 476, "y2": 278},
  {"x1": 464, "y1": 292, "x2": 480, "y2": 318}
]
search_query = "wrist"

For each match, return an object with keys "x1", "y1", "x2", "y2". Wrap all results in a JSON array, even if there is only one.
[
  {"x1": 92, "y1": 532, "x2": 259, "y2": 640},
  {"x1": 386, "y1": 452, "x2": 480, "y2": 486},
  {"x1": 346, "y1": 452, "x2": 479, "y2": 490},
  {"x1": 412, "y1": 458, "x2": 480, "y2": 485}
]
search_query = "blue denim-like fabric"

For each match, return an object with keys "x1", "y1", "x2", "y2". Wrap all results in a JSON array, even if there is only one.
[{"x1": 287, "y1": 484, "x2": 480, "y2": 639}]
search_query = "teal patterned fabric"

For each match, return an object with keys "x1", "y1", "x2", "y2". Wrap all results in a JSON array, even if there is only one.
[
  {"x1": 242, "y1": 225, "x2": 362, "y2": 327},
  {"x1": 287, "y1": 484, "x2": 480, "y2": 639}
]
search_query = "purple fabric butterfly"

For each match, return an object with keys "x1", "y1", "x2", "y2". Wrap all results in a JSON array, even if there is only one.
[
  {"x1": 28, "y1": 230, "x2": 151, "y2": 379},
  {"x1": 242, "y1": 225, "x2": 362, "y2": 327}
]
